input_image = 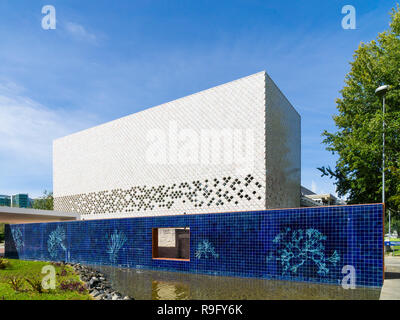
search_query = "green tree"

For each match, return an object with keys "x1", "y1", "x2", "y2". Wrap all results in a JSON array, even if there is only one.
[
  {"x1": 33, "y1": 190, "x2": 54, "y2": 211},
  {"x1": 319, "y1": 6, "x2": 400, "y2": 222},
  {"x1": 0, "y1": 223, "x2": 4, "y2": 243}
]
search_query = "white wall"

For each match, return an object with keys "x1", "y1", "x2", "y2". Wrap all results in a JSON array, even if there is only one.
[
  {"x1": 53, "y1": 71, "x2": 300, "y2": 219},
  {"x1": 265, "y1": 73, "x2": 301, "y2": 209}
]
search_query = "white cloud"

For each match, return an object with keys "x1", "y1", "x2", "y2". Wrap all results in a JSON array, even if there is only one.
[
  {"x1": 310, "y1": 180, "x2": 330, "y2": 195},
  {"x1": 0, "y1": 81, "x2": 98, "y2": 195},
  {"x1": 64, "y1": 22, "x2": 97, "y2": 43},
  {"x1": 311, "y1": 180, "x2": 317, "y2": 193}
]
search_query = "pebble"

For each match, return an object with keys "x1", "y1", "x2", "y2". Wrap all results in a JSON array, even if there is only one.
[{"x1": 68, "y1": 263, "x2": 133, "y2": 300}]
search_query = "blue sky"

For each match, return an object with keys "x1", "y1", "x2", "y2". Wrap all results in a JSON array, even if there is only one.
[{"x1": 0, "y1": 0, "x2": 397, "y2": 198}]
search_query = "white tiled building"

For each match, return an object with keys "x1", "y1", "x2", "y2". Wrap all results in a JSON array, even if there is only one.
[{"x1": 53, "y1": 71, "x2": 301, "y2": 219}]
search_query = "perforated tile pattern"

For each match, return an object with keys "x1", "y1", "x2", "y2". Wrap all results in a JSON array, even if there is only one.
[{"x1": 54, "y1": 174, "x2": 264, "y2": 216}]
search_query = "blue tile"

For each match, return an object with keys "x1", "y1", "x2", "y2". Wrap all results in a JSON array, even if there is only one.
[{"x1": 4, "y1": 204, "x2": 384, "y2": 287}]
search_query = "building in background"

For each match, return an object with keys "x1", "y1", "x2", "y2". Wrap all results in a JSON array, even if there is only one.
[
  {"x1": 0, "y1": 195, "x2": 11, "y2": 207},
  {"x1": 53, "y1": 71, "x2": 301, "y2": 219},
  {"x1": 11, "y1": 194, "x2": 29, "y2": 208},
  {"x1": 0, "y1": 194, "x2": 32, "y2": 208},
  {"x1": 301, "y1": 186, "x2": 345, "y2": 207}
]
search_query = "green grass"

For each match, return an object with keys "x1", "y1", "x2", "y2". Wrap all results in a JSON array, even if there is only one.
[
  {"x1": 385, "y1": 238, "x2": 400, "y2": 256},
  {"x1": 0, "y1": 259, "x2": 92, "y2": 300},
  {"x1": 391, "y1": 241, "x2": 400, "y2": 257}
]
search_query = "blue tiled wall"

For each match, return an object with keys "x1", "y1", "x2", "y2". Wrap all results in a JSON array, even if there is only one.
[{"x1": 5, "y1": 204, "x2": 384, "y2": 287}]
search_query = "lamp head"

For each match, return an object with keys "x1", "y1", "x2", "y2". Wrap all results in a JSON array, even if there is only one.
[{"x1": 375, "y1": 85, "x2": 389, "y2": 96}]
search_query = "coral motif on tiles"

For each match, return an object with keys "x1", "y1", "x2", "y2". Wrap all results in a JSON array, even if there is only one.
[
  {"x1": 267, "y1": 228, "x2": 340, "y2": 276},
  {"x1": 106, "y1": 230, "x2": 127, "y2": 263}
]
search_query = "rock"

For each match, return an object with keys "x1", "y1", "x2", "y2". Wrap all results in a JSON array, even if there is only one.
[
  {"x1": 69, "y1": 263, "x2": 134, "y2": 300},
  {"x1": 91, "y1": 290, "x2": 99, "y2": 297},
  {"x1": 89, "y1": 277, "x2": 99, "y2": 288},
  {"x1": 95, "y1": 294, "x2": 105, "y2": 300}
]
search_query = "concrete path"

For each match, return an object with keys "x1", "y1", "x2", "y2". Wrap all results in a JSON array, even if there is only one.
[{"x1": 380, "y1": 256, "x2": 400, "y2": 300}]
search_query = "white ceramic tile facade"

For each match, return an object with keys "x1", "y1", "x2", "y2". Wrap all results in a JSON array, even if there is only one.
[
  {"x1": 53, "y1": 71, "x2": 300, "y2": 219},
  {"x1": 265, "y1": 73, "x2": 301, "y2": 209}
]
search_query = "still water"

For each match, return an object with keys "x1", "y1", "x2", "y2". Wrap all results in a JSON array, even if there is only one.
[{"x1": 93, "y1": 265, "x2": 381, "y2": 300}]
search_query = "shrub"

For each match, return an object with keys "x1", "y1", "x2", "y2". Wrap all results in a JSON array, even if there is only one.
[
  {"x1": 7, "y1": 276, "x2": 25, "y2": 292},
  {"x1": 50, "y1": 262, "x2": 63, "y2": 267},
  {"x1": 25, "y1": 277, "x2": 44, "y2": 293},
  {"x1": 56, "y1": 265, "x2": 68, "y2": 276},
  {"x1": 59, "y1": 280, "x2": 87, "y2": 294},
  {"x1": 0, "y1": 258, "x2": 9, "y2": 269}
]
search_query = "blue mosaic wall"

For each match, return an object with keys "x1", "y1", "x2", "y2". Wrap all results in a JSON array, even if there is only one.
[{"x1": 5, "y1": 204, "x2": 384, "y2": 287}]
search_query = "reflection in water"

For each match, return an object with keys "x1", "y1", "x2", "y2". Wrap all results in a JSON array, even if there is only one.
[
  {"x1": 152, "y1": 281, "x2": 190, "y2": 300},
  {"x1": 93, "y1": 266, "x2": 381, "y2": 300}
]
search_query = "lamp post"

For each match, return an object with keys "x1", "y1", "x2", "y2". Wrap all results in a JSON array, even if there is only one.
[{"x1": 375, "y1": 85, "x2": 389, "y2": 236}]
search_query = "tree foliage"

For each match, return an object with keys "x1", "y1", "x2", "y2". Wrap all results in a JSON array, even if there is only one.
[
  {"x1": 33, "y1": 190, "x2": 53, "y2": 211},
  {"x1": 319, "y1": 6, "x2": 400, "y2": 218}
]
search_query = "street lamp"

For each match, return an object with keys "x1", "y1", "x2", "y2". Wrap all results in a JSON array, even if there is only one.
[{"x1": 375, "y1": 84, "x2": 389, "y2": 236}]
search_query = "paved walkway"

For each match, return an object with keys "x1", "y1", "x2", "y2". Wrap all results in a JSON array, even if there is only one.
[{"x1": 380, "y1": 256, "x2": 400, "y2": 300}]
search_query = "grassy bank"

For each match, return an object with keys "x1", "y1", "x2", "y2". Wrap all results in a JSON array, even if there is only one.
[
  {"x1": 386, "y1": 238, "x2": 400, "y2": 257},
  {"x1": 0, "y1": 259, "x2": 92, "y2": 300}
]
